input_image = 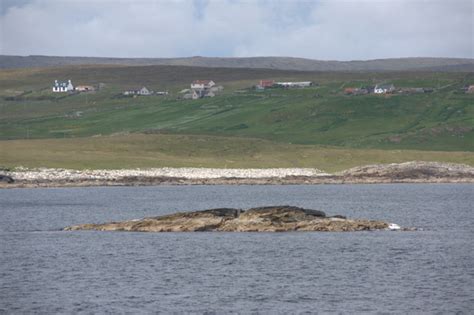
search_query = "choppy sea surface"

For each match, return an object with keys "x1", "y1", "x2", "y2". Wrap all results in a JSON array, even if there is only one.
[{"x1": 0, "y1": 184, "x2": 473, "y2": 314}]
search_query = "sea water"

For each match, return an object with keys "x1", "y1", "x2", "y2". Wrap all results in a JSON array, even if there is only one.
[{"x1": 1, "y1": 184, "x2": 473, "y2": 313}]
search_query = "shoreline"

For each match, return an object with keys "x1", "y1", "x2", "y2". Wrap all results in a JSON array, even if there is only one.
[
  {"x1": 1, "y1": 161, "x2": 474, "y2": 188},
  {"x1": 3, "y1": 177, "x2": 473, "y2": 189}
]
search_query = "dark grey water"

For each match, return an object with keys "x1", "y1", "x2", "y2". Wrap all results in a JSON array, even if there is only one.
[{"x1": 0, "y1": 184, "x2": 473, "y2": 314}]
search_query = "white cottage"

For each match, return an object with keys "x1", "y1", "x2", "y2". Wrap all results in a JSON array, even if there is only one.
[
  {"x1": 138, "y1": 87, "x2": 151, "y2": 95},
  {"x1": 374, "y1": 84, "x2": 395, "y2": 94},
  {"x1": 52, "y1": 80, "x2": 74, "y2": 92}
]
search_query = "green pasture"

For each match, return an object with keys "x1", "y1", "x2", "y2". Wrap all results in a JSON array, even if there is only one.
[{"x1": 0, "y1": 65, "x2": 473, "y2": 169}]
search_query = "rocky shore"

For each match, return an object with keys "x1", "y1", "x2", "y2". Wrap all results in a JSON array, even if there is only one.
[
  {"x1": 1, "y1": 162, "x2": 474, "y2": 188},
  {"x1": 64, "y1": 205, "x2": 392, "y2": 232}
]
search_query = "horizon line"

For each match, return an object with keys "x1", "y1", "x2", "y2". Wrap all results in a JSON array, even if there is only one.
[{"x1": 2, "y1": 54, "x2": 473, "y2": 63}]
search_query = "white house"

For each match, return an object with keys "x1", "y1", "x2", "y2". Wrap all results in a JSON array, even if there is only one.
[
  {"x1": 184, "y1": 80, "x2": 219, "y2": 99},
  {"x1": 52, "y1": 80, "x2": 74, "y2": 92},
  {"x1": 374, "y1": 84, "x2": 395, "y2": 94},
  {"x1": 138, "y1": 87, "x2": 151, "y2": 95},
  {"x1": 191, "y1": 80, "x2": 215, "y2": 90}
]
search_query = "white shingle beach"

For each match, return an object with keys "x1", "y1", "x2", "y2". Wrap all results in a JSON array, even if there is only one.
[
  {"x1": 2, "y1": 162, "x2": 473, "y2": 188},
  {"x1": 7, "y1": 167, "x2": 330, "y2": 181}
]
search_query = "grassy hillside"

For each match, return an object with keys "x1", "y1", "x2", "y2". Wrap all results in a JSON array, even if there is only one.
[
  {"x1": 1, "y1": 65, "x2": 473, "y2": 152},
  {"x1": 1, "y1": 134, "x2": 473, "y2": 171}
]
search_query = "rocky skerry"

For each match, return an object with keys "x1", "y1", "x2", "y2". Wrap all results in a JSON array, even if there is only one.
[{"x1": 64, "y1": 206, "x2": 392, "y2": 232}]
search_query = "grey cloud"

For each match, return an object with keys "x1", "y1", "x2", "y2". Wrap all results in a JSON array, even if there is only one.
[{"x1": 0, "y1": 0, "x2": 472, "y2": 60}]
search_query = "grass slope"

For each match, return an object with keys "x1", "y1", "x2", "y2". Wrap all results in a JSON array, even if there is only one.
[
  {"x1": 1, "y1": 134, "x2": 473, "y2": 171},
  {"x1": 0, "y1": 65, "x2": 473, "y2": 159}
]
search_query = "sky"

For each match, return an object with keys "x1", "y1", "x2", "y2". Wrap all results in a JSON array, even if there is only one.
[{"x1": 0, "y1": 0, "x2": 473, "y2": 60}]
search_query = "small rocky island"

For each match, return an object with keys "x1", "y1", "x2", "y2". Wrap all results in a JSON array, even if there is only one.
[{"x1": 64, "y1": 206, "x2": 392, "y2": 232}]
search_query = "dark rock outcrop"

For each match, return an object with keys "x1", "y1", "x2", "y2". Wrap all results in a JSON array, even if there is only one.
[
  {"x1": 0, "y1": 175, "x2": 14, "y2": 183},
  {"x1": 64, "y1": 205, "x2": 389, "y2": 232}
]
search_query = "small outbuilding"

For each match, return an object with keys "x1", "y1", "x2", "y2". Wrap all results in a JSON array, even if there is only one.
[{"x1": 75, "y1": 85, "x2": 95, "y2": 92}]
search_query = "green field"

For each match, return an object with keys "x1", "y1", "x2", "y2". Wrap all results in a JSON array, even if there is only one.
[
  {"x1": 0, "y1": 65, "x2": 473, "y2": 169},
  {"x1": 1, "y1": 134, "x2": 473, "y2": 172}
]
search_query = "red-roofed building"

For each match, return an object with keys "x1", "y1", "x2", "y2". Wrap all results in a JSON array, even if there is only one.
[
  {"x1": 259, "y1": 80, "x2": 275, "y2": 88},
  {"x1": 344, "y1": 88, "x2": 356, "y2": 95}
]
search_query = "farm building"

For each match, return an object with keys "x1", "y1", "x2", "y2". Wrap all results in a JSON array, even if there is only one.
[
  {"x1": 344, "y1": 87, "x2": 369, "y2": 95},
  {"x1": 210, "y1": 85, "x2": 223, "y2": 92},
  {"x1": 123, "y1": 86, "x2": 153, "y2": 96},
  {"x1": 184, "y1": 80, "x2": 220, "y2": 99},
  {"x1": 75, "y1": 85, "x2": 95, "y2": 92},
  {"x1": 258, "y1": 80, "x2": 275, "y2": 88},
  {"x1": 399, "y1": 87, "x2": 433, "y2": 94},
  {"x1": 344, "y1": 87, "x2": 356, "y2": 95},
  {"x1": 190, "y1": 89, "x2": 216, "y2": 99},
  {"x1": 139, "y1": 87, "x2": 151, "y2": 95},
  {"x1": 52, "y1": 80, "x2": 74, "y2": 92},
  {"x1": 362, "y1": 86, "x2": 375, "y2": 93},
  {"x1": 192, "y1": 89, "x2": 204, "y2": 99},
  {"x1": 275, "y1": 81, "x2": 313, "y2": 88},
  {"x1": 191, "y1": 80, "x2": 215, "y2": 90},
  {"x1": 374, "y1": 84, "x2": 395, "y2": 94}
]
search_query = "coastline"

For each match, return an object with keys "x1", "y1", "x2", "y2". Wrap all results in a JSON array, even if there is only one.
[{"x1": 1, "y1": 161, "x2": 474, "y2": 188}]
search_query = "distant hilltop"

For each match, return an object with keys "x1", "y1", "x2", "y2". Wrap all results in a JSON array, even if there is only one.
[{"x1": 1, "y1": 55, "x2": 473, "y2": 72}]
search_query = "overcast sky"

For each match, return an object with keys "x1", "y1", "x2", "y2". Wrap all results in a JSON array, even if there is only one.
[{"x1": 0, "y1": 0, "x2": 472, "y2": 60}]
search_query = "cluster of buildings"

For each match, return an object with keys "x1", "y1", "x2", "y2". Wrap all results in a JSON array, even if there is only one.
[
  {"x1": 344, "y1": 83, "x2": 434, "y2": 95},
  {"x1": 398, "y1": 87, "x2": 434, "y2": 94},
  {"x1": 123, "y1": 87, "x2": 152, "y2": 96},
  {"x1": 344, "y1": 87, "x2": 369, "y2": 95},
  {"x1": 256, "y1": 80, "x2": 313, "y2": 90},
  {"x1": 181, "y1": 80, "x2": 223, "y2": 99},
  {"x1": 344, "y1": 84, "x2": 395, "y2": 95},
  {"x1": 374, "y1": 84, "x2": 396, "y2": 94},
  {"x1": 123, "y1": 80, "x2": 226, "y2": 99},
  {"x1": 52, "y1": 77, "x2": 462, "y2": 102},
  {"x1": 52, "y1": 80, "x2": 95, "y2": 93},
  {"x1": 122, "y1": 87, "x2": 168, "y2": 96}
]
